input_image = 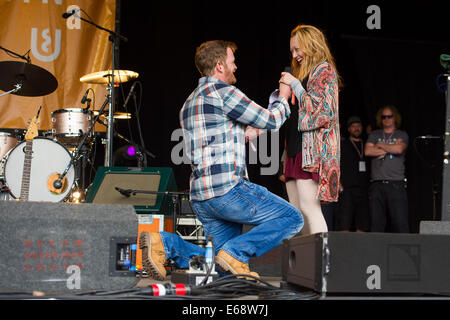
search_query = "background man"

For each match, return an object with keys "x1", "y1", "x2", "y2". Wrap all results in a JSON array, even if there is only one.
[
  {"x1": 336, "y1": 116, "x2": 370, "y2": 232},
  {"x1": 365, "y1": 105, "x2": 409, "y2": 233}
]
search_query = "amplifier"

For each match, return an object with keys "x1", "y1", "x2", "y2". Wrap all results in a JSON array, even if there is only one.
[
  {"x1": 282, "y1": 232, "x2": 450, "y2": 295},
  {"x1": 86, "y1": 167, "x2": 177, "y2": 215},
  {"x1": 0, "y1": 201, "x2": 139, "y2": 294}
]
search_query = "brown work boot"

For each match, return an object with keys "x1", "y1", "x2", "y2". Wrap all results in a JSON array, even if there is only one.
[
  {"x1": 214, "y1": 250, "x2": 260, "y2": 279},
  {"x1": 139, "y1": 232, "x2": 167, "y2": 280}
]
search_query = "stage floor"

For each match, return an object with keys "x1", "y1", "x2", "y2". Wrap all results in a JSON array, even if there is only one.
[{"x1": 135, "y1": 273, "x2": 450, "y2": 301}]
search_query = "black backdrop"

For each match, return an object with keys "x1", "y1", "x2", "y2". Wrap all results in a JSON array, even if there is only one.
[{"x1": 106, "y1": 1, "x2": 450, "y2": 232}]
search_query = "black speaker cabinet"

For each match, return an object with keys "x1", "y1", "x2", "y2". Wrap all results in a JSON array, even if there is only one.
[
  {"x1": 282, "y1": 232, "x2": 450, "y2": 295},
  {"x1": 242, "y1": 225, "x2": 282, "y2": 276},
  {"x1": 420, "y1": 221, "x2": 450, "y2": 235},
  {"x1": 0, "y1": 201, "x2": 139, "y2": 294},
  {"x1": 86, "y1": 166, "x2": 177, "y2": 214}
]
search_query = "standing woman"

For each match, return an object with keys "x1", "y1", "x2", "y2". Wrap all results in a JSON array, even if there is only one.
[{"x1": 279, "y1": 25, "x2": 341, "y2": 234}]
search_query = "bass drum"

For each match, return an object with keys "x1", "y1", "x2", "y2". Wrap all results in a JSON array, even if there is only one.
[{"x1": 3, "y1": 137, "x2": 75, "y2": 202}]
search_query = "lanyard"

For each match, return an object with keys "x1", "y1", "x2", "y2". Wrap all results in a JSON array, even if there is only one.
[
  {"x1": 350, "y1": 139, "x2": 364, "y2": 160},
  {"x1": 383, "y1": 130, "x2": 395, "y2": 143}
]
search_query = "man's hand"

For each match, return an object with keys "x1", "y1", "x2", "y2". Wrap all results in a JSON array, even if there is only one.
[
  {"x1": 279, "y1": 82, "x2": 292, "y2": 100},
  {"x1": 365, "y1": 142, "x2": 387, "y2": 157},
  {"x1": 375, "y1": 138, "x2": 406, "y2": 155},
  {"x1": 245, "y1": 126, "x2": 265, "y2": 141}
]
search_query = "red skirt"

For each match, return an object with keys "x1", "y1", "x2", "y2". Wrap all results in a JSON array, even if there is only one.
[{"x1": 285, "y1": 151, "x2": 319, "y2": 182}]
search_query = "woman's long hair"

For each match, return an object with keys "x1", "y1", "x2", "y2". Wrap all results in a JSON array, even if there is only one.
[{"x1": 290, "y1": 25, "x2": 342, "y2": 88}]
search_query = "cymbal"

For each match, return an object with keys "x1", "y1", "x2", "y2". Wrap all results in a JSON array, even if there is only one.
[
  {"x1": 0, "y1": 61, "x2": 58, "y2": 96},
  {"x1": 80, "y1": 70, "x2": 138, "y2": 85},
  {"x1": 93, "y1": 111, "x2": 131, "y2": 119}
]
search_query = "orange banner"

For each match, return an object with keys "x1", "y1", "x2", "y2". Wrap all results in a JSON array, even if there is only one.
[{"x1": 0, "y1": 0, "x2": 115, "y2": 131}]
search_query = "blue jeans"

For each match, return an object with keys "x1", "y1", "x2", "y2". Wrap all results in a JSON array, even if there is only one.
[{"x1": 159, "y1": 178, "x2": 303, "y2": 269}]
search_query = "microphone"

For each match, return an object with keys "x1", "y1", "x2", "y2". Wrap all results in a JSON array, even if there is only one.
[
  {"x1": 62, "y1": 9, "x2": 78, "y2": 19},
  {"x1": 81, "y1": 89, "x2": 90, "y2": 104},
  {"x1": 53, "y1": 178, "x2": 63, "y2": 190},
  {"x1": 123, "y1": 82, "x2": 137, "y2": 109},
  {"x1": 115, "y1": 187, "x2": 133, "y2": 197},
  {"x1": 51, "y1": 163, "x2": 72, "y2": 190},
  {"x1": 81, "y1": 89, "x2": 91, "y2": 110},
  {"x1": 283, "y1": 66, "x2": 295, "y2": 104}
]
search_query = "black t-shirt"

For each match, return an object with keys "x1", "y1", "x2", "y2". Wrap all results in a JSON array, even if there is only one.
[
  {"x1": 284, "y1": 77, "x2": 308, "y2": 157},
  {"x1": 285, "y1": 103, "x2": 302, "y2": 157},
  {"x1": 340, "y1": 137, "x2": 370, "y2": 188}
]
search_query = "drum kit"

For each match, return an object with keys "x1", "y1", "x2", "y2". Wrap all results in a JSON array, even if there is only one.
[{"x1": 0, "y1": 60, "x2": 139, "y2": 203}]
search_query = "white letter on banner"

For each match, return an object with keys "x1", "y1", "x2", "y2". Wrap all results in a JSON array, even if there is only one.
[
  {"x1": 23, "y1": 0, "x2": 63, "y2": 3},
  {"x1": 42, "y1": 0, "x2": 63, "y2": 4},
  {"x1": 31, "y1": 28, "x2": 61, "y2": 62},
  {"x1": 66, "y1": 5, "x2": 81, "y2": 30}
]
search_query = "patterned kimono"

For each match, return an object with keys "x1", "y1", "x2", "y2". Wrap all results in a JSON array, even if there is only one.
[{"x1": 297, "y1": 62, "x2": 340, "y2": 202}]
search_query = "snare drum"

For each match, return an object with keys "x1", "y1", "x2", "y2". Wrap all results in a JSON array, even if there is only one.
[
  {"x1": 3, "y1": 137, "x2": 75, "y2": 202},
  {"x1": 51, "y1": 108, "x2": 93, "y2": 145}
]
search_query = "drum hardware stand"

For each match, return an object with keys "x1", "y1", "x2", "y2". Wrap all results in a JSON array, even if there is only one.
[
  {"x1": 115, "y1": 187, "x2": 189, "y2": 234},
  {"x1": 53, "y1": 94, "x2": 111, "y2": 192},
  {"x1": 73, "y1": 10, "x2": 128, "y2": 167},
  {"x1": 0, "y1": 181, "x2": 14, "y2": 200},
  {"x1": 0, "y1": 83, "x2": 22, "y2": 98},
  {"x1": 71, "y1": 143, "x2": 92, "y2": 200}
]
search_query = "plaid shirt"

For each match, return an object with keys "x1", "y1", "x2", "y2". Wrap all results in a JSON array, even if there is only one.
[{"x1": 180, "y1": 76, "x2": 290, "y2": 201}]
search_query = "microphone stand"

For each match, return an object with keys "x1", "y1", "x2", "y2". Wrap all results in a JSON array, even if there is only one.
[
  {"x1": 54, "y1": 95, "x2": 110, "y2": 190},
  {"x1": 115, "y1": 187, "x2": 188, "y2": 234},
  {"x1": 0, "y1": 45, "x2": 31, "y2": 63},
  {"x1": 0, "y1": 84, "x2": 22, "y2": 98},
  {"x1": 75, "y1": 13, "x2": 128, "y2": 167}
]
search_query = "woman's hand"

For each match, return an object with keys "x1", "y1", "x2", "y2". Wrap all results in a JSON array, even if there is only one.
[{"x1": 279, "y1": 72, "x2": 296, "y2": 86}]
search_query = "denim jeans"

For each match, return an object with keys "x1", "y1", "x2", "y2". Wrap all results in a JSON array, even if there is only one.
[{"x1": 159, "y1": 178, "x2": 303, "y2": 269}]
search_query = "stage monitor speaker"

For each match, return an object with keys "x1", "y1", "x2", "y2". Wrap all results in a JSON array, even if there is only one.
[
  {"x1": 86, "y1": 166, "x2": 177, "y2": 214},
  {"x1": 0, "y1": 201, "x2": 139, "y2": 294},
  {"x1": 243, "y1": 225, "x2": 282, "y2": 276},
  {"x1": 420, "y1": 221, "x2": 450, "y2": 235},
  {"x1": 282, "y1": 232, "x2": 450, "y2": 295}
]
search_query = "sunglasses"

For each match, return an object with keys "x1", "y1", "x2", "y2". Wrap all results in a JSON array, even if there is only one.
[{"x1": 381, "y1": 114, "x2": 394, "y2": 119}]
